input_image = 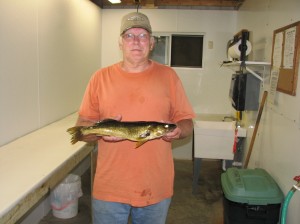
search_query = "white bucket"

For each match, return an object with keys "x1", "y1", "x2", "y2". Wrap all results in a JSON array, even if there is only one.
[
  {"x1": 50, "y1": 174, "x2": 82, "y2": 219},
  {"x1": 52, "y1": 199, "x2": 79, "y2": 219}
]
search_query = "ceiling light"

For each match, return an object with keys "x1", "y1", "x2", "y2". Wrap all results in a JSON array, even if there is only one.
[{"x1": 108, "y1": 0, "x2": 121, "y2": 3}]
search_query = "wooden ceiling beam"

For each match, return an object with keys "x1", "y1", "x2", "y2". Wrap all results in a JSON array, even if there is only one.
[
  {"x1": 155, "y1": 0, "x2": 243, "y2": 7},
  {"x1": 95, "y1": 0, "x2": 245, "y2": 9}
]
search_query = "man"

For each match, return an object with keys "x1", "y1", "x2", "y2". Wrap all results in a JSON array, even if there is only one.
[{"x1": 76, "y1": 12, "x2": 195, "y2": 224}]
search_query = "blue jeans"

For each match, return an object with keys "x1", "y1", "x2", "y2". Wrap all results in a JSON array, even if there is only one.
[{"x1": 92, "y1": 198, "x2": 171, "y2": 224}]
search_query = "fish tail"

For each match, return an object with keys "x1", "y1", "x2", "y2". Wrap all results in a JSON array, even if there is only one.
[{"x1": 66, "y1": 126, "x2": 83, "y2": 144}]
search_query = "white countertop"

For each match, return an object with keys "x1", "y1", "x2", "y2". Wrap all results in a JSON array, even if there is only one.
[{"x1": 0, "y1": 113, "x2": 89, "y2": 221}]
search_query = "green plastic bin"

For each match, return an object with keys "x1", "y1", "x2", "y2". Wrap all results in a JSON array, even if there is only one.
[{"x1": 221, "y1": 168, "x2": 284, "y2": 224}]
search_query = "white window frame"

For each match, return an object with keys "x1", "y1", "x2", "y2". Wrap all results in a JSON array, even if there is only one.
[{"x1": 150, "y1": 32, "x2": 205, "y2": 68}]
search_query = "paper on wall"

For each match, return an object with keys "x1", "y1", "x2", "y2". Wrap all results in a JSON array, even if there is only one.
[
  {"x1": 268, "y1": 67, "x2": 280, "y2": 105},
  {"x1": 273, "y1": 32, "x2": 283, "y2": 68},
  {"x1": 283, "y1": 26, "x2": 296, "y2": 69}
]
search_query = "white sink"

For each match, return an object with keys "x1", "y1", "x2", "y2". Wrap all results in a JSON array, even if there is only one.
[
  {"x1": 193, "y1": 115, "x2": 246, "y2": 160},
  {"x1": 194, "y1": 114, "x2": 247, "y2": 137},
  {"x1": 195, "y1": 120, "x2": 235, "y2": 132}
]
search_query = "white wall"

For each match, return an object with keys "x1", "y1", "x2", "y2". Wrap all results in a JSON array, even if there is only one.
[
  {"x1": 101, "y1": 9, "x2": 237, "y2": 115},
  {"x1": 0, "y1": 0, "x2": 102, "y2": 147},
  {"x1": 101, "y1": 9, "x2": 238, "y2": 159},
  {"x1": 0, "y1": 1, "x2": 101, "y2": 222},
  {"x1": 4, "y1": 1, "x2": 299, "y2": 222},
  {"x1": 237, "y1": 0, "x2": 300, "y2": 223}
]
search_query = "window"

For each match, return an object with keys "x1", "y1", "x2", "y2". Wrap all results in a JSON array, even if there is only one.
[
  {"x1": 150, "y1": 33, "x2": 204, "y2": 68},
  {"x1": 150, "y1": 36, "x2": 170, "y2": 65}
]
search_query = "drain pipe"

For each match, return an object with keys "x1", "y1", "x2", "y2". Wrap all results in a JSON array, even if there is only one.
[{"x1": 281, "y1": 176, "x2": 300, "y2": 224}]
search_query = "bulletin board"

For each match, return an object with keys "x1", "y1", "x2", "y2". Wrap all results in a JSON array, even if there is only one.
[{"x1": 271, "y1": 21, "x2": 300, "y2": 96}]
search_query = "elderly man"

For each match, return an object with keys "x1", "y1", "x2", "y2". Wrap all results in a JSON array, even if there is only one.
[{"x1": 75, "y1": 11, "x2": 195, "y2": 224}]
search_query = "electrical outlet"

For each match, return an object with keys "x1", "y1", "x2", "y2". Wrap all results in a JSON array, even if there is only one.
[{"x1": 208, "y1": 41, "x2": 213, "y2": 49}]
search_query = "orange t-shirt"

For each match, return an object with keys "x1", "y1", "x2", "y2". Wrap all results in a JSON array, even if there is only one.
[{"x1": 79, "y1": 61, "x2": 195, "y2": 206}]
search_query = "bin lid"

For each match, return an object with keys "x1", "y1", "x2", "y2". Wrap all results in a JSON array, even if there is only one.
[{"x1": 221, "y1": 167, "x2": 284, "y2": 205}]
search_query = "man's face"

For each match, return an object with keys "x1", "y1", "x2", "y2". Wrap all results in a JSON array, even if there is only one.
[{"x1": 119, "y1": 28, "x2": 154, "y2": 64}]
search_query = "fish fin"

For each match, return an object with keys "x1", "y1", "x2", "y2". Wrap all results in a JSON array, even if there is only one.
[
  {"x1": 66, "y1": 126, "x2": 83, "y2": 144},
  {"x1": 135, "y1": 141, "x2": 147, "y2": 148}
]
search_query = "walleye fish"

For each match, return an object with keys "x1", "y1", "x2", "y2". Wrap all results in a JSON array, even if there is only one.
[{"x1": 67, "y1": 119, "x2": 177, "y2": 148}]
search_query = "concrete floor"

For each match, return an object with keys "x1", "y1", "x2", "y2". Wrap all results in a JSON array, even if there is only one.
[{"x1": 39, "y1": 159, "x2": 224, "y2": 224}]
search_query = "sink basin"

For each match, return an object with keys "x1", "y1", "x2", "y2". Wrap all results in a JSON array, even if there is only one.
[
  {"x1": 195, "y1": 120, "x2": 235, "y2": 132},
  {"x1": 193, "y1": 115, "x2": 247, "y2": 160},
  {"x1": 195, "y1": 114, "x2": 247, "y2": 137}
]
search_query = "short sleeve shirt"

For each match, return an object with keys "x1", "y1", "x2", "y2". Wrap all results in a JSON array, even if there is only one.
[{"x1": 79, "y1": 61, "x2": 195, "y2": 206}]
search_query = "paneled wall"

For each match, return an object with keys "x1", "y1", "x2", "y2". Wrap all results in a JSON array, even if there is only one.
[
  {"x1": 101, "y1": 9, "x2": 238, "y2": 160},
  {"x1": 0, "y1": 0, "x2": 102, "y2": 146},
  {"x1": 237, "y1": 0, "x2": 300, "y2": 223},
  {"x1": 101, "y1": 9, "x2": 237, "y2": 115}
]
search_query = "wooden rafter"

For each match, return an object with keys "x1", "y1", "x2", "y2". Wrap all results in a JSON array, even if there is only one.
[{"x1": 94, "y1": 0, "x2": 245, "y2": 10}]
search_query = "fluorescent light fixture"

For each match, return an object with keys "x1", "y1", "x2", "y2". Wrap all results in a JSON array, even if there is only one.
[{"x1": 108, "y1": 0, "x2": 121, "y2": 3}]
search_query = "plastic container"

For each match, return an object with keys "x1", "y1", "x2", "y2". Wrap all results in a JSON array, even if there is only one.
[
  {"x1": 50, "y1": 174, "x2": 82, "y2": 219},
  {"x1": 221, "y1": 167, "x2": 284, "y2": 224}
]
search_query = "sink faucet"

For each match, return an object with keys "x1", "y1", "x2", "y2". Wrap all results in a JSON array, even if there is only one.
[
  {"x1": 222, "y1": 116, "x2": 236, "y2": 121},
  {"x1": 223, "y1": 116, "x2": 242, "y2": 128}
]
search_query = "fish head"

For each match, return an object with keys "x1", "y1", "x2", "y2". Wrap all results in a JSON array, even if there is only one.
[
  {"x1": 153, "y1": 122, "x2": 177, "y2": 136},
  {"x1": 164, "y1": 123, "x2": 177, "y2": 132}
]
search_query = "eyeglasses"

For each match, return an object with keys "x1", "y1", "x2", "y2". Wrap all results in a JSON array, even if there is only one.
[{"x1": 122, "y1": 33, "x2": 150, "y2": 42}]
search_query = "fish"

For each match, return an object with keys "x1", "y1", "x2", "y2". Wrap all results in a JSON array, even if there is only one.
[{"x1": 67, "y1": 119, "x2": 177, "y2": 148}]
